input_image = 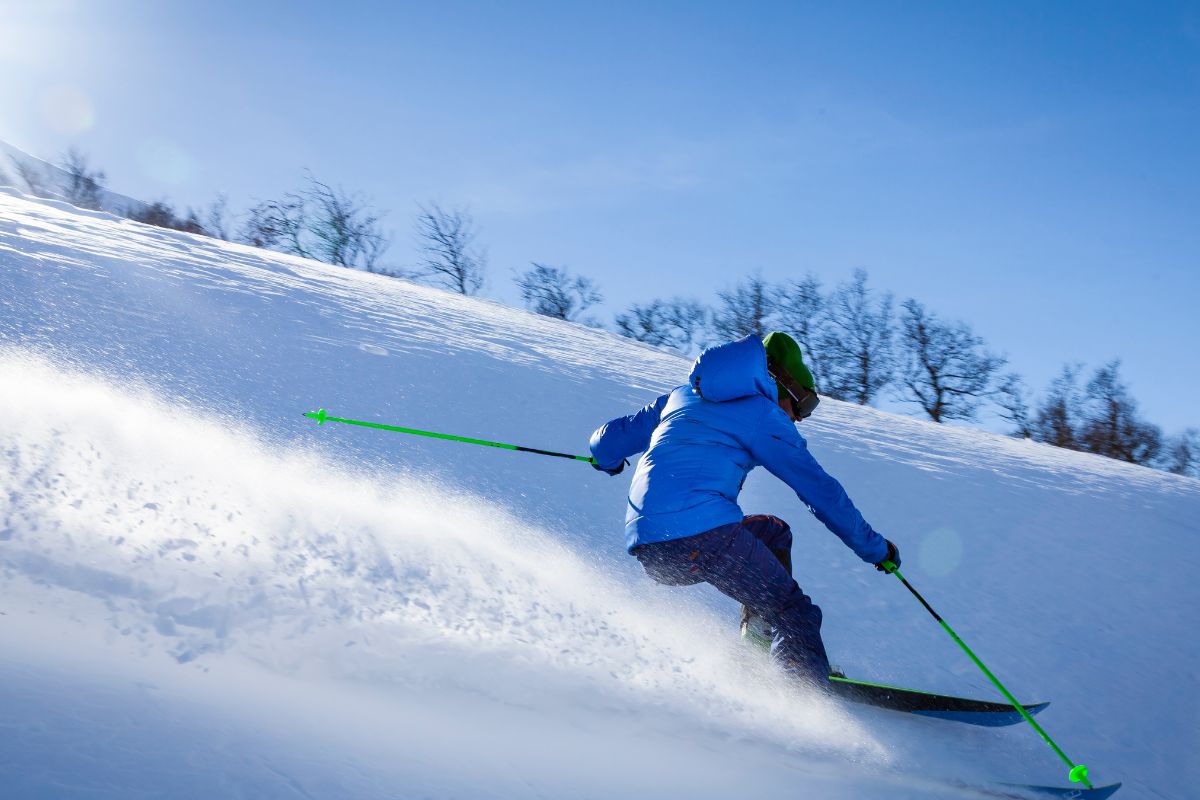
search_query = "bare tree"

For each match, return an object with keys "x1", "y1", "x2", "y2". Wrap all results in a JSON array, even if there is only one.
[
  {"x1": 995, "y1": 372, "x2": 1034, "y2": 438},
  {"x1": 241, "y1": 194, "x2": 307, "y2": 253},
  {"x1": 1160, "y1": 428, "x2": 1199, "y2": 477},
  {"x1": 711, "y1": 274, "x2": 777, "y2": 341},
  {"x1": 1078, "y1": 361, "x2": 1161, "y2": 464},
  {"x1": 818, "y1": 269, "x2": 894, "y2": 405},
  {"x1": 206, "y1": 193, "x2": 232, "y2": 240},
  {"x1": 127, "y1": 200, "x2": 206, "y2": 234},
  {"x1": 775, "y1": 274, "x2": 827, "y2": 387},
  {"x1": 515, "y1": 263, "x2": 603, "y2": 321},
  {"x1": 179, "y1": 208, "x2": 205, "y2": 234},
  {"x1": 411, "y1": 203, "x2": 486, "y2": 295},
  {"x1": 61, "y1": 148, "x2": 106, "y2": 210},
  {"x1": 305, "y1": 177, "x2": 388, "y2": 270},
  {"x1": 615, "y1": 298, "x2": 710, "y2": 354},
  {"x1": 895, "y1": 298, "x2": 1005, "y2": 422},
  {"x1": 10, "y1": 156, "x2": 50, "y2": 197},
  {"x1": 1031, "y1": 364, "x2": 1085, "y2": 449},
  {"x1": 239, "y1": 175, "x2": 388, "y2": 270}
]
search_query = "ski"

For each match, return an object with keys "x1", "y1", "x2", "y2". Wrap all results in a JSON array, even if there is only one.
[
  {"x1": 894, "y1": 775, "x2": 1123, "y2": 800},
  {"x1": 825, "y1": 677, "x2": 1122, "y2": 795},
  {"x1": 973, "y1": 780, "x2": 1122, "y2": 799},
  {"x1": 826, "y1": 675, "x2": 1049, "y2": 727},
  {"x1": 901, "y1": 775, "x2": 1123, "y2": 799},
  {"x1": 740, "y1": 616, "x2": 1049, "y2": 726}
]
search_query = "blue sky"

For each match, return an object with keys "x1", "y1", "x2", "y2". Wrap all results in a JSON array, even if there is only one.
[{"x1": 2, "y1": 0, "x2": 1198, "y2": 432}]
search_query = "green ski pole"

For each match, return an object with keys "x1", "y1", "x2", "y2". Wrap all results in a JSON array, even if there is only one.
[
  {"x1": 878, "y1": 559, "x2": 1096, "y2": 789},
  {"x1": 303, "y1": 408, "x2": 597, "y2": 464}
]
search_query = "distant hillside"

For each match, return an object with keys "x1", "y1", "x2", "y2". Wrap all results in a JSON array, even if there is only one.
[{"x1": 0, "y1": 138, "x2": 147, "y2": 216}]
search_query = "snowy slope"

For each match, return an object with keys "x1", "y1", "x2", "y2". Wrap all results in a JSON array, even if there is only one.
[
  {"x1": 1, "y1": 187, "x2": 1197, "y2": 799},
  {"x1": 0, "y1": 139, "x2": 148, "y2": 216}
]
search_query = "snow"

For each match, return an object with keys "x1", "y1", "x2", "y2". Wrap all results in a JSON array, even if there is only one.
[
  {"x1": 0, "y1": 139, "x2": 148, "y2": 217},
  {"x1": 2, "y1": 187, "x2": 1197, "y2": 798}
]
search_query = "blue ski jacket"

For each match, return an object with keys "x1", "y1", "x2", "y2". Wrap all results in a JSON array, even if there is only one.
[{"x1": 589, "y1": 336, "x2": 889, "y2": 562}]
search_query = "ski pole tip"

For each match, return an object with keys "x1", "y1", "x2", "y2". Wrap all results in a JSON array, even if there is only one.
[
  {"x1": 1069, "y1": 764, "x2": 1090, "y2": 786},
  {"x1": 304, "y1": 408, "x2": 327, "y2": 425}
]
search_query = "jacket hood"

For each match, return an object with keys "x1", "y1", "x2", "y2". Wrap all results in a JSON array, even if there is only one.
[{"x1": 688, "y1": 336, "x2": 777, "y2": 403}]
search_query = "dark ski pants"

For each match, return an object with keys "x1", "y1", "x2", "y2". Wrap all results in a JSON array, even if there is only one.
[{"x1": 633, "y1": 514, "x2": 830, "y2": 684}]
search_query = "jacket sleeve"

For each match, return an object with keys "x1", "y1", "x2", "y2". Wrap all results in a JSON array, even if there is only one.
[
  {"x1": 589, "y1": 393, "x2": 670, "y2": 469},
  {"x1": 748, "y1": 407, "x2": 889, "y2": 564}
]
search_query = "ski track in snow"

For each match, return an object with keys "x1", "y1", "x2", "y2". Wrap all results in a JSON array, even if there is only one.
[{"x1": 2, "y1": 188, "x2": 1199, "y2": 798}]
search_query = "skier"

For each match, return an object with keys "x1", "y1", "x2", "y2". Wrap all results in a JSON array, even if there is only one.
[{"x1": 589, "y1": 332, "x2": 900, "y2": 687}]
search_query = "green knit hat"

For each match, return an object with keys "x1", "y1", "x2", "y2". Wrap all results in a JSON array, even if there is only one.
[{"x1": 762, "y1": 331, "x2": 815, "y2": 391}]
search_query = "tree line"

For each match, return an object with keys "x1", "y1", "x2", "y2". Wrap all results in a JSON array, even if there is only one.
[
  {"x1": 6, "y1": 148, "x2": 1195, "y2": 478},
  {"x1": 610, "y1": 270, "x2": 1197, "y2": 477}
]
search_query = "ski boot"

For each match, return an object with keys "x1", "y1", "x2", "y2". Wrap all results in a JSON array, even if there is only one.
[{"x1": 740, "y1": 606, "x2": 773, "y2": 654}]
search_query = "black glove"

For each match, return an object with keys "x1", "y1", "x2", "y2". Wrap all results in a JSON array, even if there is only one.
[
  {"x1": 874, "y1": 539, "x2": 900, "y2": 573},
  {"x1": 591, "y1": 458, "x2": 627, "y2": 476}
]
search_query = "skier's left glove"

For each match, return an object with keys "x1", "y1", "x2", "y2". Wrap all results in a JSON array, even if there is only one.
[
  {"x1": 591, "y1": 458, "x2": 627, "y2": 476},
  {"x1": 874, "y1": 540, "x2": 900, "y2": 574}
]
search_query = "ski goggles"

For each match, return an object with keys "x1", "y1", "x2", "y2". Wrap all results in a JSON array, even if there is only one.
[{"x1": 769, "y1": 368, "x2": 820, "y2": 420}]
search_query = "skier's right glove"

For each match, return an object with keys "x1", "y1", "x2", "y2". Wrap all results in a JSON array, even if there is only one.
[
  {"x1": 591, "y1": 458, "x2": 627, "y2": 476},
  {"x1": 874, "y1": 540, "x2": 901, "y2": 574}
]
